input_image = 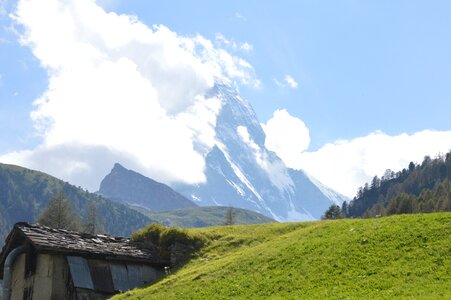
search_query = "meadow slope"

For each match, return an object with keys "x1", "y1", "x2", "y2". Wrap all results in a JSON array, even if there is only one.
[
  {"x1": 136, "y1": 206, "x2": 275, "y2": 228},
  {"x1": 114, "y1": 213, "x2": 450, "y2": 299}
]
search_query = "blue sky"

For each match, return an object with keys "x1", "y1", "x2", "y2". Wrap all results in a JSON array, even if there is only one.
[
  {"x1": 1, "y1": 0, "x2": 451, "y2": 196},
  {"x1": 101, "y1": 0, "x2": 451, "y2": 149}
]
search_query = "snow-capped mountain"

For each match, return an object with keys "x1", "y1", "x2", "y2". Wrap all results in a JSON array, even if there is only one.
[{"x1": 173, "y1": 81, "x2": 348, "y2": 221}]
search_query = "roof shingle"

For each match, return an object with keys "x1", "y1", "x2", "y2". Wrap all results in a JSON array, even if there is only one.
[{"x1": 3, "y1": 222, "x2": 166, "y2": 265}]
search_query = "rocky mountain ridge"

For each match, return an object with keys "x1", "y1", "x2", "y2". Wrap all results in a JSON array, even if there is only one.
[{"x1": 99, "y1": 163, "x2": 197, "y2": 211}]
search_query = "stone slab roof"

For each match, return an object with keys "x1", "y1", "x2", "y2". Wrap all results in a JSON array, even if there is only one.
[{"x1": 0, "y1": 222, "x2": 167, "y2": 268}]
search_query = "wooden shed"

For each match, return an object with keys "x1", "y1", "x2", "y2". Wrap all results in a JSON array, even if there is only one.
[{"x1": 0, "y1": 222, "x2": 169, "y2": 300}]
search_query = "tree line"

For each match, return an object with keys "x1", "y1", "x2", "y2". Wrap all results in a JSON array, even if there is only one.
[
  {"x1": 323, "y1": 150, "x2": 451, "y2": 219},
  {"x1": 38, "y1": 191, "x2": 104, "y2": 234}
]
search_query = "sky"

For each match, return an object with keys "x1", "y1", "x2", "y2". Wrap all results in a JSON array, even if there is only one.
[{"x1": 1, "y1": 0, "x2": 451, "y2": 198}]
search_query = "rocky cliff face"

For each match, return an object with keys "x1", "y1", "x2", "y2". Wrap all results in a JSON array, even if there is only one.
[
  {"x1": 173, "y1": 81, "x2": 348, "y2": 221},
  {"x1": 99, "y1": 163, "x2": 197, "y2": 211}
]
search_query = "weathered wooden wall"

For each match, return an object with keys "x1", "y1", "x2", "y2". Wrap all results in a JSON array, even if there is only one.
[
  {"x1": 10, "y1": 254, "x2": 71, "y2": 300},
  {"x1": 8, "y1": 253, "x2": 164, "y2": 299}
]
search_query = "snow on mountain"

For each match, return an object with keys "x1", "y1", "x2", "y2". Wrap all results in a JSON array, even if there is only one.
[{"x1": 173, "y1": 81, "x2": 349, "y2": 221}]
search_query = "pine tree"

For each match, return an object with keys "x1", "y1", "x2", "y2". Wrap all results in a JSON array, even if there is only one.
[
  {"x1": 341, "y1": 201, "x2": 348, "y2": 217},
  {"x1": 38, "y1": 191, "x2": 80, "y2": 231},
  {"x1": 223, "y1": 207, "x2": 236, "y2": 225},
  {"x1": 322, "y1": 204, "x2": 344, "y2": 220},
  {"x1": 82, "y1": 202, "x2": 104, "y2": 235}
]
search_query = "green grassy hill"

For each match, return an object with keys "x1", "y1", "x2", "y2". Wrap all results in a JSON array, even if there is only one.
[
  {"x1": 114, "y1": 213, "x2": 450, "y2": 299},
  {"x1": 132, "y1": 206, "x2": 275, "y2": 228}
]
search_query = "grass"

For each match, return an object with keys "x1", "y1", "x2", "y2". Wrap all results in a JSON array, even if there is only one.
[
  {"x1": 131, "y1": 206, "x2": 275, "y2": 228},
  {"x1": 113, "y1": 213, "x2": 451, "y2": 299}
]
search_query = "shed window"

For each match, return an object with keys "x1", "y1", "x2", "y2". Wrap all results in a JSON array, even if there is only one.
[
  {"x1": 87, "y1": 260, "x2": 114, "y2": 293},
  {"x1": 110, "y1": 263, "x2": 130, "y2": 292},
  {"x1": 66, "y1": 256, "x2": 94, "y2": 290},
  {"x1": 66, "y1": 256, "x2": 160, "y2": 293}
]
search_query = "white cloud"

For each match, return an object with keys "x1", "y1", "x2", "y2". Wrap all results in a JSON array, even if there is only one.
[
  {"x1": 1, "y1": 144, "x2": 134, "y2": 190},
  {"x1": 263, "y1": 110, "x2": 451, "y2": 198},
  {"x1": 262, "y1": 109, "x2": 310, "y2": 167},
  {"x1": 273, "y1": 78, "x2": 284, "y2": 88},
  {"x1": 0, "y1": 0, "x2": 258, "y2": 191},
  {"x1": 240, "y1": 42, "x2": 253, "y2": 52},
  {"x1": 215, "y1": 33, "x2": 253, "y2": 53},
  {"x1": 273, "y1": 75, "x2": 298, "y2": 89},
  {"x1": 284, "y1": 75, "x2": 298, "y2": 89},
  {"x1": 196, "y1": 34, "x2": 258, "y2": 87},
  {"x1": 234, "y1": 12, "x2": 247, "y2": 21},
  {"x1": 297, "y1": 130, "x2": 451, "y2": 198}
]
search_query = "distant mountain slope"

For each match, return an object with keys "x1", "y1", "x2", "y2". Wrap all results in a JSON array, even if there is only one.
[
  {"x1": 114, "y1": 213, "x2": 451, "y2": 300},
  {"x1": 99, "y1": 163, "x2": 197, "y2": 211},
  {"x1": 345, "y1": 151, "x2": 451, "y2": 217},
  {"x1": 0, "y1": 163, "x2": 152, "y2": 244},
  {"x1": 131, "y1": 206, "x2": 275, "y2": 228},
  {"x1": 174, "y1": 82, "x2": 348, "y2": 221}
]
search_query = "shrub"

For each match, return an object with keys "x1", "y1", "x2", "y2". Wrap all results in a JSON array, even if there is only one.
[
  {"x1": 132, "y1": 223, "x2": 164, "y2": 245},
  {"x1": 132, "y1": 224, "x2": 206, "y2": 266}
]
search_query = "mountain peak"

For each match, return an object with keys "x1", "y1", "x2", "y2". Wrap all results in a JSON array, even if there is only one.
[
  {"x1": 173, "y1": 80, "x2": 348, "y2": 221},
  {"x1": 112, "y1": 162, "x2": 126, "y2": 172},
  {"x1": 113, "y1": 162, "x2": 124, "y2": 169},
  {"x1": 99, "y1": 164, "x2": 197, "y2": 211}
]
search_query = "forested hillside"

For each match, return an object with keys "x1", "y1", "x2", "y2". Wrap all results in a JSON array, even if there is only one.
[
  {"x1": 0, "y1": 163, "x2": 153, "y2": 243},
  {"x1": 344, "y1": 151, "x2": 451, "y2": 218}
]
